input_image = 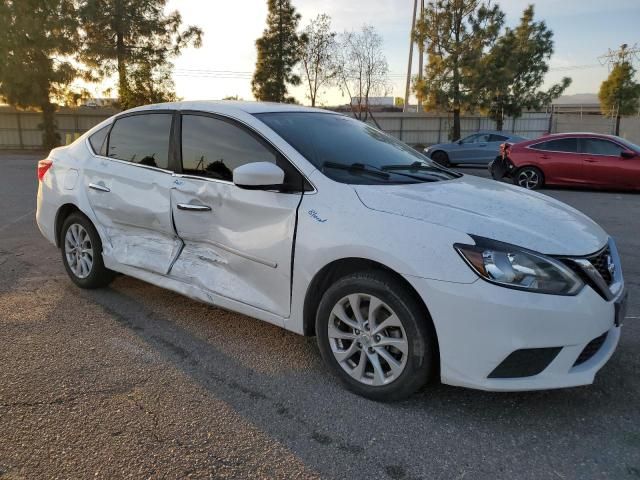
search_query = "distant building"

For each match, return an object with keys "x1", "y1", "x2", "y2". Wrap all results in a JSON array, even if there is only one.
[
  {"x1": 82, "y1": 97, "x2": 118, "y2": 108},
  {"x1": 350, "y1": 96, "x2": 395, "y2": 107}
]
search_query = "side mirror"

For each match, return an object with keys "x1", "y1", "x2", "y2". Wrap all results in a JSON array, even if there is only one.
[
  {"x1": 621, "y1": 150, "x2": 636, "y2": 159},
  {"x1": 233, "y1": 162, "x2": 285, "y2": 189},
  {"x1": 457, "y1": 140, "x2": 463, "y2": 145}
]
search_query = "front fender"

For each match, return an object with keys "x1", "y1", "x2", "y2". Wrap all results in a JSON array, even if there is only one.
[{"x1": 286, "y1": 183, "x2": 477, "y2": 334}]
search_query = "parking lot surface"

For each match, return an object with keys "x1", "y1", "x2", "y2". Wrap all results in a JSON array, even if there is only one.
[{"x1": 1, "y1": 153, "x2": 638, "y2": 479}]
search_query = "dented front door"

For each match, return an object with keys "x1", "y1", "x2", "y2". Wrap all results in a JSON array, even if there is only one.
[{"x1": 169, "y1": 178, "x2": 300, "y2": 317}]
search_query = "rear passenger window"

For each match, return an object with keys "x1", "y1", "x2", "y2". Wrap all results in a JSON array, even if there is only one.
[
  {"x1": 489, "y1": 134, "x2": 508, "y2": 142},
  {"x1": 531, "y1": 138, "x2": 578, "y2": 153},
  {"x1": 88, "y1": 125, "x2": 109, "y2": 156},
  {"x1": 181, "y1": 114, "x2": 277, "y2": 181},
  {"x1": 580, "y1": 138, "x2": 623, "y2": 156},
  {"x1": 107, "y1": 114, "x2": 172, "y2": 169}
]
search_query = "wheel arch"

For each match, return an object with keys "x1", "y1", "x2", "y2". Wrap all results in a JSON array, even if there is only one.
[
  {"x1": 302, "y1": 257, "x2": 435, "y2": 340},
  {"x1": 54, "y1": 203, "x2": 83, "y2": 248}
]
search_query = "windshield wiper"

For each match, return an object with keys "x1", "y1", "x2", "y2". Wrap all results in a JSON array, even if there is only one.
[
  {"x1": 323, "y1": 161, "x2": 444, "y2": 183},
  {"x1": 381, "y1": 161, "x2": 461, "y2": 179},
  {"x1": 322, "y1": 162, "x2": 390, "y2": 179},
  {"x1": 382, "y1": 161, "x2": 442, "y2": 172}
]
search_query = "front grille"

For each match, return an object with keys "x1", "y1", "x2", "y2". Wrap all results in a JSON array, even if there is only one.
[
  {"x1": 587, "y1": 246, "x2": 613, "y2": 285},
  {"x1": 488, "y1": 347, "x2": 562, "y2": 379},
  {"x1": 573, "y1": 332, "x2": 608, "y2": 367},
  {"x1": 559, "y1": 244, "x2": 616, "y2": 300}
]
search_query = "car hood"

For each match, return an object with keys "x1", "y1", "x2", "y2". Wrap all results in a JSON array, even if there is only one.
[{"x1": 353, "y1": 175, "x2": 608, "y2": 256}]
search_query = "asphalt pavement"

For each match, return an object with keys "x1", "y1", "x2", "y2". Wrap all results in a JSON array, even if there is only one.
[{"x1": 1, "y1": 153, "x2": 638, "y2": 479}]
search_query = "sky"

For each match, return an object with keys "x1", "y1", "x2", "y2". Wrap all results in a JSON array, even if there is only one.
[{"x1": 95, "y1": 0, "x2": 640, "y2": 106}]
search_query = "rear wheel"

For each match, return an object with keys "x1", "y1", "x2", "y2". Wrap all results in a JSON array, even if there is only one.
[
  {"x1": 316, "y1": 271, "x2": 437, "y2": 401},
  {"x1": 61, "y1": 212, "x2": 115, "y2": 289},
  {"x1": 515, "y1": 166, "x2": 544, "y2": 190},
  {"x1": 430, "y1": 150, "x2": 452, "y2": 167}
]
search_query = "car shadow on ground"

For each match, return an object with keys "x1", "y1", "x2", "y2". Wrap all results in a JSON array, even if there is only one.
[{"x1": 68, "y1": 274, "x2": 640, "y2": 479}]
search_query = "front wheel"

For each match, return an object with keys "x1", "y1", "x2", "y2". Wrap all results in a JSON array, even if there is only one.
[
  {"x1": 515, "y1": 166, "x2": 544, "y2": 190},
  {"x1": 316, "y1": 271, "x2": 437, "y2": 401},
  {"x1": 430, "y1": 150, "x2": 452, "y2": 167},
  {"x1": 61, "y1": 212, "x2": 115, "y2": 289}
]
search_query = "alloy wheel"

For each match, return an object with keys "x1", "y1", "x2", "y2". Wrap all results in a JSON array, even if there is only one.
[
  {"x1": 327, "y1": 293, "x2": 408, "y2": 386},
  {"x1": 64, "y1": 223, "x2": 94, "y2": 279},
  {"x1": 517, "y1": 169, "x2": 540, "y2": 189}
]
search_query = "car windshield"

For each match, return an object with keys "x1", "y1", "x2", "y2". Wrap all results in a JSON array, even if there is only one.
[
  {"x1": 255, "y1": 112, "x2": 461, "y2": 185},
  {"x1": 614, "y1": 136, "x2": 640, "y2": 152}
]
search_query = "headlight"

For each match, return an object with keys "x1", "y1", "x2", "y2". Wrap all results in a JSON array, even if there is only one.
[{"x1": 455, "y1": 238, "x2": 584, "y2": 295}]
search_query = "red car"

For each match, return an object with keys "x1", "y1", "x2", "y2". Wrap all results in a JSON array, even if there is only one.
[{"x1": 508, "y1": 133, "x2": 640, "y2": 191}]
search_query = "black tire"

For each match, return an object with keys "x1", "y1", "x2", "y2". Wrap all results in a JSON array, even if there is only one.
[
  {"x1": 430, "y1": 150, "x2": 452, "y2": 167},
  {"x1": 515, "y1": 166, "x2": 545, "y2": 190},
  {"x1": 316, "y1": 271, "x2": 438, "y2": 401},
  {"x1": 431, "y1": 150, "x2": 455, "y2": 167},
  {"x1": 60, "y1": 212, "x2": 115, "y2": 289}
]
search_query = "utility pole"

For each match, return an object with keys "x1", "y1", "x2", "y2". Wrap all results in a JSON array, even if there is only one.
[
  {"x1": 403, "y1": 0, "x2": 418, "y2": 112},
  {"x1": 598, "y1": 43, "x2": 640, "y2": 135},
  {"x1": 416, "y1": 0, "x2": 424, "y2": 112},
  {"x1": 598, "y1": 43, "x2": 640, "y2": 67}
]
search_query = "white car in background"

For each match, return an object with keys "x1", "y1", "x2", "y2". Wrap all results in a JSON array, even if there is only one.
[{"x1": 36, "y1": 101, "x2": 627, "y2": 400}]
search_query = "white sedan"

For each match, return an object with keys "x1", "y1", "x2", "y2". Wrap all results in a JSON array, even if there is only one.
[{"x1": 36, "y1": 101, "x2": 627, "y2": 400}]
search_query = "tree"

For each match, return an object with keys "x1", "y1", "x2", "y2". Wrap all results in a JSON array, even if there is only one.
[
  {"x1": 414, "y1": 0, "x2": 504, "y2": 140},
  {"x1": 252, "y1": 0, "x2": 303, "y2": 103},
  {"x1": 125, "y1": 59, "x2": 179, "y2": 106},
  {"x1": 334, "y1": 25, "x2": 390, "y2": 121},
  {"x1": 599, "y1": 60, "x2": 640, "y2": 135},
  {"x1": 0, "y1": 0, "x2": 81, "y2": 149},
  {"x1": 299, "y1": 14, "x2": 336, "y2": 106},
  {"x1": 476, "y1": 5, "x2": 570, "y2": 130},
  {"x1": 78, "y1": 0, "x2": 202, "y2": 109}
]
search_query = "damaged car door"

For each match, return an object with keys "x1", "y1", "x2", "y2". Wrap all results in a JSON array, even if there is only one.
[
  {"x1": 84, "y1": 112, "x2": 181, "y2": 274},
  {"x1": 169, "y1": 113, "x2": 305, "y2": 317}
]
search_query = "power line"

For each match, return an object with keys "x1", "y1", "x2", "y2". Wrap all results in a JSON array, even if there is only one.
[{"x1": 173, "y1": 63, "x2": 603, "y2": 80}]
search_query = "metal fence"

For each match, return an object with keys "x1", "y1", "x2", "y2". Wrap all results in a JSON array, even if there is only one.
[
  {"x1": 356, "y1": 112, "x2": 551, "y2": 145},
  {"x1": 0, "y1": 107, "x2": 116, "y2": 149},
  {"x1": 1, "y1": 105, "x2": 639, "y2": 150}
]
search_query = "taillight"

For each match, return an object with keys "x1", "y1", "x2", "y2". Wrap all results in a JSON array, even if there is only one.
[{"x1": 37, "y1": 159, "x2": 53, "y2": 181}]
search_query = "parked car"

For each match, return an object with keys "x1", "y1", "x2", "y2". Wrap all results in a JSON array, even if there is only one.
[
  {"x1": 509, "y1": 132, "x2": 640, "y2": 190},
  {"x1": 36, "y1": 102, "x2": 626, "y2": 400},
  {"x1": 425, "y1": 131, "x2": 528, "y2": 166}
]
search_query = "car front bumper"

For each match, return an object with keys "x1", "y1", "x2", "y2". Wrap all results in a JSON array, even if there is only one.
[{"x1": 407, "y1": 274, "x2": 624, "y2": 391}]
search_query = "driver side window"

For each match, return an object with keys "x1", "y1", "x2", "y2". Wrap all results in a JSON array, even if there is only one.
[
  {"x1": 181, "y1": 114, "x2": 276, "y2": 181},
  {"x1": 180, "y1": 113, "x2": 312, "y2": 192}
]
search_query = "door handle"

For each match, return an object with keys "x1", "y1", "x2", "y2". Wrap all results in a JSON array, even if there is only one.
[
  {"x1": 88, "y1": 182, "x2": 110, "y2": 192},
  {"x1": 585, "y1": 158, "x2": 598, "y2": 163},
  {"x1": 478, "y1": 143, "x2": 487, "y2": 147},
  {"x1": 177, "y1": 203, "x2": 212, "y2": 212}
]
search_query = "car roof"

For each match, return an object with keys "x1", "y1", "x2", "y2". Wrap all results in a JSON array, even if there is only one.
[
  {"x1": 535, "y1": 132, "x2": 618, "y2": 140},
  {"x1": 466, "y1": 130, "x2": 522, "y2": 136},
  {"x1": 124, "y1": 100, "x2": 338, "y2": 116},
  {"x1": 515, "y1": 132, "x2": 634, "y2": 148}
]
